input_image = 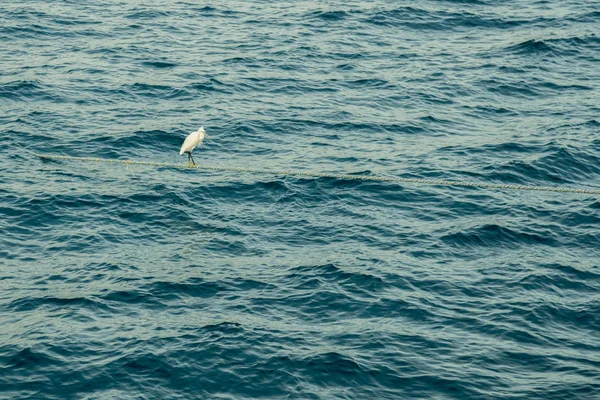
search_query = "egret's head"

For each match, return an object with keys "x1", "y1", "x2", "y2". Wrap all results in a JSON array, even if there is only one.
[{"x1": 199, "y1": 126, "x2": 209, "y2": 139}]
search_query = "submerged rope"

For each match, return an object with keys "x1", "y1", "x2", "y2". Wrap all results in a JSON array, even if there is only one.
[{"x1": 35, "y1": 153, "x2": 600, "y2": 196}]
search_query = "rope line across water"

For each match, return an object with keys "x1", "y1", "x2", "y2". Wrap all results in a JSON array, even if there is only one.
[{"x1": 35, "y1": 153, "x2": 600, "y2": 196}]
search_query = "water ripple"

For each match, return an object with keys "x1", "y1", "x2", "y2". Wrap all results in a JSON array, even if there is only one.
[{"x1": 1, "y1": 1, "x2": 600, "y2": 399}]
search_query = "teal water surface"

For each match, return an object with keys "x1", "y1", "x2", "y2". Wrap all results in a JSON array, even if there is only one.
[{"x1": 1, "y1": 1, "x2": 600, "y2": 399}]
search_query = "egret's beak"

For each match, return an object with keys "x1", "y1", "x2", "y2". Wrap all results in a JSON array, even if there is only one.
[{"x1": 205, "y1": 133, "x2": 210, "y2": 139}]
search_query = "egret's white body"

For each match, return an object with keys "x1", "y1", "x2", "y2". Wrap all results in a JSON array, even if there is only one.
[{"x1": 180, "y1": 127, "x2": 208, "y2": 166}]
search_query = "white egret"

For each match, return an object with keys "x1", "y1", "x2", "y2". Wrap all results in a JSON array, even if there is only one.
[{"x1": 180, "y1": 127, "x2": 209, "y2": 167}]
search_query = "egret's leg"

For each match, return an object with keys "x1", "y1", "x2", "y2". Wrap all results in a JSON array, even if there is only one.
[
  {"x1": 190, "y1": 153, "x2": 196, "y2": 166},
  {"x1": 187, "y1": 153, "x2": 191, "y2": 168}
]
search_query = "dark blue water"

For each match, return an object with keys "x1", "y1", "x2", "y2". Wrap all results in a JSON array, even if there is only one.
[{"x1": 2, "y1": 1, "x2": 600, "y2": 398}]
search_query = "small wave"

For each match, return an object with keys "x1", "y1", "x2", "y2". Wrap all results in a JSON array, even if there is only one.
[
  {"x1": 192, "y1": 6, "x2": 217, "y2": 13},
  {"x1": 343, "y1": 78, "x2": 395, "y2": 89},
  {"x1": 0, "y1": 80, "x2": 51, "y2": 101},
  {"x1": 435, "y1": 0, "x2": 488, "y2": 4},
  {"x1": 221, "y1": 56, "x2": 257, "y2": 64},
  {"x1": 535, "y1": 147, "x2": 600, "y2": 182},
  {"x1": 187, "y1": 78, "x2": 234, "y2": 94},
  {"x1": 79, "y1": 129, "x2": 181, "y2": 154},
  {"x1": 441, "y1": 224, "x2": 557, "y2": 248},
  {"x1": 101, "y1": 289, "x2": 158, "y2": 306},
  {"x1": 365, "y1": 8, "x2": 530, "y2": 30},
  {"x1": 286, "y1": 263, "x2": 388, "y2": 295},
  {"x1": 546, "y1": 34, "x2": 600, "y2": 49},
  {"x1": 199, "y1": 321, "x2": 244, "y2": 334},
  {"x1": 551, "y1": 263, "x2": 600, "y2": 282},
  {"x1": 145, "y1": 279, "x2": 225, "y2": 300},
  {"x1": 4, "y1": 347, "x2": 60, "y2": 370},
  {"x1": 522, "y1": 302, "x2": 600, "y2": 332},
  {"x1": 307, "y1": 10, "x2": 352, "y2": 21},
  {"x1": 464, "y1": 142, "x2": 545, "y2": 156},
  {"x1": 126, "y1": 9, "x2": 171, "y2": 20},
  {"x1": 119, "y1": 82, "x2": 192, "y2": 100},
  {"x1": 517, "y1": 264, "x2": 599, "y2": 294},
  {"x1": 301, "y1": 351, "x2": 364, "y2": 378},
  {"x1": 485, "y1": 81, "x2": 539, "y2": 98},
  {"x1": 141, "y1": 60, "x2": 177, "y2": 69},
  {"x1": 505, "y1": 39, "x2": 557, "y2": 55},
  {"x1": 535, "y1": 80, "x2": 593, "y2": 93},
  {"x1": 39, "y1": 192, "x2": 103, "y2": 211},
  {"x1": 365, "y1": 7, "x2": 432, "y2": 28},
  {"x1": 1, "y1": 24, "x2": 66, "y2": 39},
  {"x1": 568, "y1": 11, "x2": 600, "y2": 24},
  {"x1": 8, "y1": 295, "x2": 109, "y2": 313}
]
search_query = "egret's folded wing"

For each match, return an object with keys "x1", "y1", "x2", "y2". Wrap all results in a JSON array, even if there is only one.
[{"x1": 179, "y1": 133, "x2": 197, "y2": 155}]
